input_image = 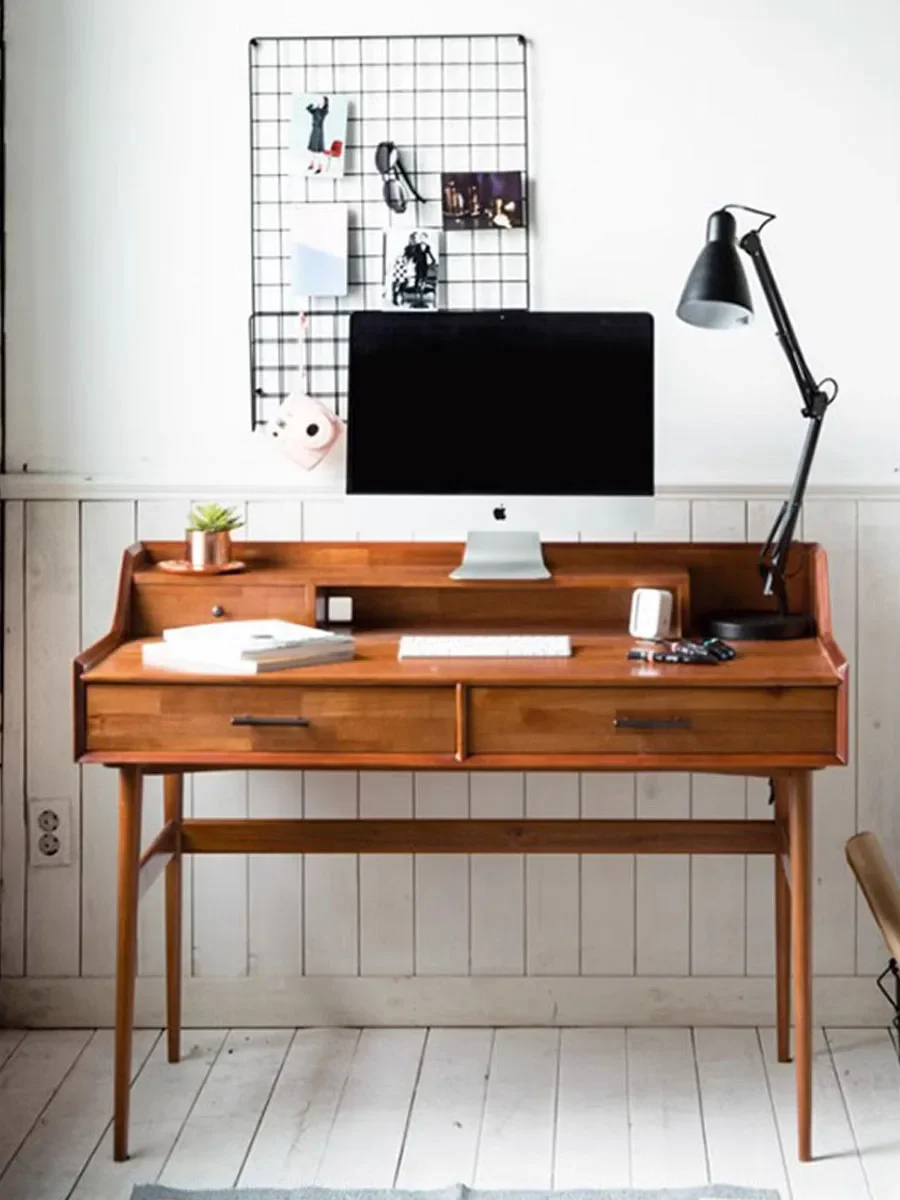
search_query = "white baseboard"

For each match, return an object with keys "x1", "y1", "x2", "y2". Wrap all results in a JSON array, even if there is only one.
[{"x1": 0, "y1": 975, "x2": 889, "y2": 1028}]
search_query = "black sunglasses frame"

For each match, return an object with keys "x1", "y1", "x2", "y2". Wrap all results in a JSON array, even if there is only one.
[{"x1": 375, "y1": 141, "x2": 424, "y2": 214}]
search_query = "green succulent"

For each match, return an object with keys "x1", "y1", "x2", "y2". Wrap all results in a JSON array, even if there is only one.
[{"x1": 186, "y1": 503, "x2": 244, "y2": 533}]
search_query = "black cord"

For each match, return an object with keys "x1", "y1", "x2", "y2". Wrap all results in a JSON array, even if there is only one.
[
  {"x1": 817, "y1": 377, "x2": 839, "y2": 405},
  {"x1": 724, "y1": 202, "x2": 777, "y2": 235}
]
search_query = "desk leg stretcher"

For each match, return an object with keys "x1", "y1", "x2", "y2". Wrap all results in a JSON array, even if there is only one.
[{"x1": 111, "y1": 765, "x2": 816, "y2": 1163}]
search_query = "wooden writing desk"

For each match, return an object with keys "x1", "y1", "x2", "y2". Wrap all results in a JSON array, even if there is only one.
[{"x1": 74, "y1": 540, "x2": 848, "y2": 1162}]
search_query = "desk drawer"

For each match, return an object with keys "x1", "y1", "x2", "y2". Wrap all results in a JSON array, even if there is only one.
[
  {"x1": 86, "y1": 685, "x2": 455, "y2": 754},
  {"x1": 469, "y1": 686, "x2": 837, "y2": 755},
  {"x1": 132, "y1": 584, "x2": 314, "y2": 635}
]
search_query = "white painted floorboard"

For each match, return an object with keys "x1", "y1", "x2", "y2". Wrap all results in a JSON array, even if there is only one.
[
  {"x1": 0, "y1": 1025, "x2": 896, "y2": 1199},
  {"x1": 395, "y1": 1028, "x2": 493, "y2": 1189}
]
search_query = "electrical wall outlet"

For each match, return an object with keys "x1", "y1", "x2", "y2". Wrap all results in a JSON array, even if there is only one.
[{"x1": 28, "y1": 798, "x2": 73, "y2": 867}]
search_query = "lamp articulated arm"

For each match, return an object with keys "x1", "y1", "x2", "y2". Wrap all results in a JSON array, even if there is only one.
[{"x1": 737, "y1": 227, "x2": 836, "y2": 615}]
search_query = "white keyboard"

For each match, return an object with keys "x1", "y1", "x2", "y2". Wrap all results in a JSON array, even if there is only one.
[{"x1": 398, "y1": 635, "x2": 572, "y2": 659}]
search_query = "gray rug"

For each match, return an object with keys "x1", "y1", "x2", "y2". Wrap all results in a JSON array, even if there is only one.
[{"x1": 131, "y1": 1185, "x2": 781, "y2": 1199}]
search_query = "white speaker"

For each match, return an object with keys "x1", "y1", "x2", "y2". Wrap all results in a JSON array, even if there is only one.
[{"x1": 629, "y1": 588, "x2": 674, "y2": 641}]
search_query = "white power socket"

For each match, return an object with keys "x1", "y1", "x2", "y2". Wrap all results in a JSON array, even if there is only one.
[{"x1": 28, "y1": 798, "x2": 73, "y2": 867}]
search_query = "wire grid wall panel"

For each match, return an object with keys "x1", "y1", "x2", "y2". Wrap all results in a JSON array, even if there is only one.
[{"x1": 249, "y1": 34, "x2": 530, "y2": 427}]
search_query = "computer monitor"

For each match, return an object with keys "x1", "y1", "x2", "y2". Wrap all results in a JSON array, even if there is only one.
[{"x1": 347, "y1": 311, "x2": 654, "y2": 578}]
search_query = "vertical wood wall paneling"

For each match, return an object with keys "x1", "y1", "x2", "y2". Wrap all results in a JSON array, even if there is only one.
[
  {"x1": 470, "y1": 773, "x2": 526, "y2": 975},
  {"x1": 525, "y1": 773, "x2": 580, "y2": 974},
  {"x1": 304, "y1": 772, "x2": 360, "y2": 976},
  {"x1": 79, "y1": 501, "x2": 136, "y2": 976},
  {"x1": 0, "y1": 492, "x2": 881, "y2": 999},
  {"x1": 689, "y1": 500, "x2": 747, "y2": 976},
  {"x1": 635, "y1": 500, "x2": 691, "y2": 975},
  {"x1": 745, "y1": 501, "x2": 784, "y2": 974},
  {"x1": 856, "y1": 500, "x2": 900, "y2": 974},
  {"x1": 414, "y1": 773, "x2": 470, "y2": 975},
  {"x1": 580, "y1": 774, "x2": 635, "y2": 975},
  {"x1": 803, "y1": 500, "x2": 858, "y2": 975},
  {"x1": 359, "y1": 772, "x2": 415, "y2": 975},
  {"x1": 190, "y1": 499, "x2": 250, "y2": 978},
  {"x1": 1, "y1": 502, "x2": 26, "y2": 976},
  {"x1": 245, "y1": 501, "x2": 305, "y2": 976},
  {"x1": 135, "y1": 501, "x2": 191, "y2": 976},
  {"x1": 24, "y1": 502, "x2": 82, "y2": 976}
]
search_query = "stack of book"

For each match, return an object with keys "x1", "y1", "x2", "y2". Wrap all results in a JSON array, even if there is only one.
[{"x1": 142, "y1": 619, "x2": 355, "y2": 674}]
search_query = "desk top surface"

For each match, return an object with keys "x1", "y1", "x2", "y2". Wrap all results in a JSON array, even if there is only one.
[{"x1": 84, "y1": 632, "x2": 842, "y2": 688}]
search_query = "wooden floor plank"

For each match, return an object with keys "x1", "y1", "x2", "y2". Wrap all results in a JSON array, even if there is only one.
[
  {"x1": 0, "y1": 1030, "x2": 92, "y2": 1178},
  {"x1": 238, "y1": 1028, "x2": 359, "y2": 1190},
  {"x1": 69, "y1": 1030, "x2": 225, "y2": 1200},
  {"x1": 827, "y1": 1028, "x2": 900, "y2": 1200},
  {"x1": 760, "y1": 1027, "x2": 871, "y2": 1200},
  {"x1": 0, "y1": 1030, "x2": 158, "y2": 1200},
  {"x1": 627, "y1": 1028, "x2": 708, "y2": 1188},
  {"x1": 474, "y1": 1028, "x2": 558, "y2": 1188},
  {"x1": 693, "y1": 1028, "x2": 789, "y2": 1196},
  {"x1": 554, "y1": 1028, "x2": 630, "y2": 1189},
  {"x1": 0, "y1": 1023, "x2": 884, "y2": 1191},
  {"x1": 157, "y1": 1029, "x2": 293, "y2": 1192},
  {"x1": 313, "y1": 1028, "x2": 426, "y2": 1188},
  {"x1": 0, "y1": 1032, "x2": 25, "y2": 1075},
  {"x1": 396, "y1": 1027, "x2": 493, "y2": 1188}
]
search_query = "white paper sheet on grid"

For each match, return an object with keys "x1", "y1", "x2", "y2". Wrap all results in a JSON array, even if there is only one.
[{"x1": 249, "y1": 33, "x2": 530, "y2": 427}]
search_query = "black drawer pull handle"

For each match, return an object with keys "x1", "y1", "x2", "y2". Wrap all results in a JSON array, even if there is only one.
[
  {"x1": 231, "y1": 715, "x2": 311, "y2": 728},
  {"x1": 614, "y1": 716, "x2": 692, "y2": 731}
]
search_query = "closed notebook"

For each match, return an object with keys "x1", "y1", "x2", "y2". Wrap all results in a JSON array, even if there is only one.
[
  {"x1": 161, "y1": 619, "x2": 353, "y2": 663},
  {"x1": 143, "y1": 639, "x2": 355, "y2": 674}
]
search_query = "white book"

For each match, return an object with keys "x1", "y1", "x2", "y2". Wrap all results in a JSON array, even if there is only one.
[
  {"x1": 143, "y1": 639, "x2": 355, "y2": 675},
  {"x1": 162, "y1": 619, "x2": 353, "y2": 663}
]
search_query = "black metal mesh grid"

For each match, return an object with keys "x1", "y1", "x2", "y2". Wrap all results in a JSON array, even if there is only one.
[{"x1": 248, "y1": 33, "x2": 530, "y2": 428}]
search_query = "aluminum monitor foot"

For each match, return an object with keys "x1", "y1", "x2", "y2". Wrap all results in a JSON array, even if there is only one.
[{"x1": 450, "y1": 530, "x2": 551, "y2": 580}]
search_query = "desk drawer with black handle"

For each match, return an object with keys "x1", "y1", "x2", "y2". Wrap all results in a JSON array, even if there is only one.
[
  {"x1": 86, "y1": 684, "x2": 456, "y2": 754},
  {"x1": 468, "y1": 686, "x2": 837, "y2": 756}
]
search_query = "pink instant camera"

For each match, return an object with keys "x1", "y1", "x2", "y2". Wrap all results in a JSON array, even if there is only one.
[{"x1": 268, "y1": 393, "x2": 344, "y2": 471}]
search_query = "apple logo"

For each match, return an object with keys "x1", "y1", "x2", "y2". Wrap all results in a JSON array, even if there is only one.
[{"x1": 493, "y1": 504, "x2": 507, "y2": 521}]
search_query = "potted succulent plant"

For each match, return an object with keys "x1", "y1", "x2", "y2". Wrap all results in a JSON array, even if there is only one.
[{"x1": 186, "y1": 503, "x2": 244, "y2": 569}]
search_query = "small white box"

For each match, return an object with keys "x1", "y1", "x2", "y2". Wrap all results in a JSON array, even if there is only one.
[
  {"x1": 628, "y1": 588, "x2": 673, "y2": 641},
  {"x1": 327, "y1": 596, "x2": 353, "y2": 623}
]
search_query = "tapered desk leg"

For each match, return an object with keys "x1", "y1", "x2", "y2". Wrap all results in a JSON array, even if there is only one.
[
  {"x1": 788, "y1": 771, "x2": 813, "y2": 1162},
  {"x1": 774, "y1": 777, "x2": 792, "y2": 1064},
  {"x1": 114, "y1": 766, "x2": 143, "y2": 1163},
  {"x1": 164, "y1": 773, "x2": 184, "y2": 1064}
]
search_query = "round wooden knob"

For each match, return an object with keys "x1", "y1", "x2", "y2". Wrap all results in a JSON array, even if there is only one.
[{"x1": 211, "y1": 605, "x2": 225, "y2": 618}]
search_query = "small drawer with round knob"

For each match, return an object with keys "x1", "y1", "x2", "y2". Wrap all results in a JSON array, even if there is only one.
[{"x1": 132, "y1": 581, "x2": 316, "y2": 635}]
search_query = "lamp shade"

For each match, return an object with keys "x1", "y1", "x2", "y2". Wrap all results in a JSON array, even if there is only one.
[{"x1": 676, "y1": 209, "x2": 754, "y2": 330}]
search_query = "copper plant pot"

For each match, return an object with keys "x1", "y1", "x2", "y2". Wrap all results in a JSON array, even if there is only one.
[{"x1": 187, "y1": 530, "x2": 233, "y2": 570}]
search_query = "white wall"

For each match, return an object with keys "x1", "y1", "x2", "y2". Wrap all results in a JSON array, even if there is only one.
[{"x1": 6, "y1": 0, "x2": 900, "y2": 487}]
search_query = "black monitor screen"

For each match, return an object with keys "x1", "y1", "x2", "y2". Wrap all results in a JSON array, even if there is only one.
[{"x1": 346, "y1": 311, "x2": 654, "y2": 496}]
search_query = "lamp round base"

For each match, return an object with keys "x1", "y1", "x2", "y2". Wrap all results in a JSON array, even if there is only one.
[{"x1": 707, "y1": 611, "x2": 815, "y2": 641}]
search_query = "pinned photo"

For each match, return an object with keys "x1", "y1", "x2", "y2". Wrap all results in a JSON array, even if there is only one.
[
  {"x1": 291, "y1": 204, "x2": 348, "y2": 297},
  {"x1": 293, "y1": 94, "x2": 349, "y2": 178},
  {"x1": 441, "y1": 172, "x2": 525, "y2": 230},
  {"x1": 383, "y1": 230, "x2": 440, "y2": 311}
]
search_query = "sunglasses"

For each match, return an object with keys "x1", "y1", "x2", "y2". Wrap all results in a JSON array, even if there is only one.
[{"x1": 375, "y1": 141, "x2": 424, "y2": 214}]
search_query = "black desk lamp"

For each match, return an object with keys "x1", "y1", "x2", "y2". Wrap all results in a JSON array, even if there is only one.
[{"x1": 676, "y1": 204, "x2": 839, "y2": 640}]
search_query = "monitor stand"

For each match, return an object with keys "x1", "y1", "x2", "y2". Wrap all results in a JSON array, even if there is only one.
[{"x1": 450, "y1": 530, "x2": 551, "y2": 581}]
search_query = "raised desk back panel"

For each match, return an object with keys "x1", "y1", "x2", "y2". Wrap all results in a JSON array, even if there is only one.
[{"x1": 121, "y1": 539, "x2": 816, "y2": 638}]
